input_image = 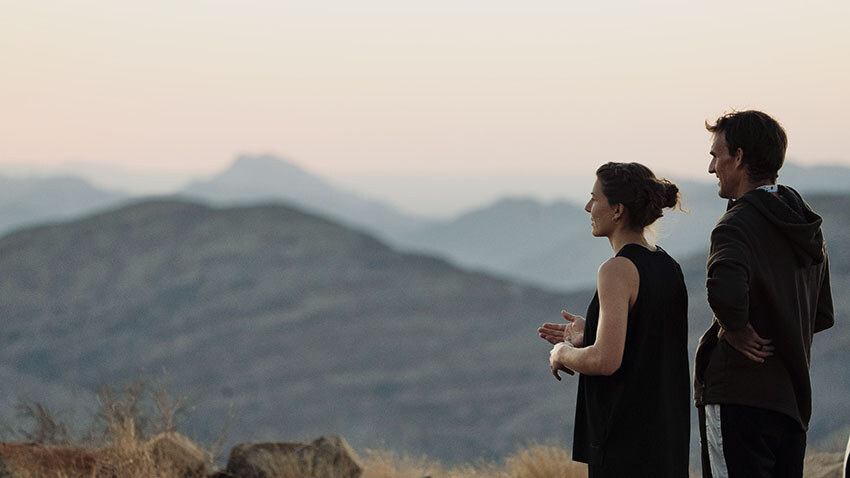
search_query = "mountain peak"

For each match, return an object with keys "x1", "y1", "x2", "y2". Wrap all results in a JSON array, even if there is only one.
[
  {"x1": 229, "y1": 154, "x2": 309, "y2": 176},
  {"x1": 180, "y1": 155, "x2": 426, "y2": 237},
  {"x1": 187, "y1": 154, "x2": 326, "y2": 192}
]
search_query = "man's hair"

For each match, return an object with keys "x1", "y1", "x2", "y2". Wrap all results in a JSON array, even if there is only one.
[{"x1": 705, "y1": 110, "x2": 787, "y2": 183}]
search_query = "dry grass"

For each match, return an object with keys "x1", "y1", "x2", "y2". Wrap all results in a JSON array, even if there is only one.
[
  {"x1": 360, "y1": 444, "x2": 587, "y2": 478},
  {"x1": 0, "y1": 442, "x2": 162, "y2": 478},
  {"x1": 803, "y1": 452, "x2": 845, "y2": 478},
  {"x1": 2, "y1": 384, "x2": 845, "y2": 477},
  {"x1": 0, "y1": 382, "x2": 207, "y2": 478}
]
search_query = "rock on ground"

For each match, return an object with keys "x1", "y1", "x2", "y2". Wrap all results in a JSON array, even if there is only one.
[{"x1": 223, "y1": 435, "x2": 362, "y2": 478}]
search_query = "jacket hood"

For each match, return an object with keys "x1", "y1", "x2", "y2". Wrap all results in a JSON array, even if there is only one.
[{"x1": 733, "y1": 185, "x2": 825, "y2": 265}]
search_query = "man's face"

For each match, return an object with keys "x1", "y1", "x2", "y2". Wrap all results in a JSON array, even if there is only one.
[{"x1": 708, "y1": 132, "x2": 745, "y2": 199}]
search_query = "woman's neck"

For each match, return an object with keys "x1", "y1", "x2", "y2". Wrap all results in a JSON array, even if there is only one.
[{"x1": 608, "y1": 228, "x2": 651, "y2": 254}]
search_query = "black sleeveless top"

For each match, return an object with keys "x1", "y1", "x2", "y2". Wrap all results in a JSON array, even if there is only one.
[{"x1": 572, "y1": 244, "x2": 690, "y2": 476}]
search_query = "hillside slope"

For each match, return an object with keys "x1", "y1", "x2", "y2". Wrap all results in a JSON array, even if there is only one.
[{"x1": 0, "y1": 199, "x2": 587, "y2": 461}]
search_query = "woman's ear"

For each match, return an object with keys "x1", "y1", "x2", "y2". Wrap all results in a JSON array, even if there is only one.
[{"x1": 613, "y1": 204, "x2": 623, "y2": 222}]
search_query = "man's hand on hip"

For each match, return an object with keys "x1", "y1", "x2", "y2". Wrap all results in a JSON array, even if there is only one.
[{"x1": 718, "y1": 323, "x2": 774, "y2": 363}]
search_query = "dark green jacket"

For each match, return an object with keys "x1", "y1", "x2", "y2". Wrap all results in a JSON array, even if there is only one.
[{"x1": 694, "y1": 185, "x2": 834, "y2": 430}]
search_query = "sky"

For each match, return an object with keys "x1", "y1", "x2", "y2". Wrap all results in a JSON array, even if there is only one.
[{"x1": 2, "y1": 1, "x2": 850, "y2": 209}]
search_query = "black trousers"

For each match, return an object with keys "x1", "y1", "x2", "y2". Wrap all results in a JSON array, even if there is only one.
[{"x1": 698, "y1": 404, "x2": 806, "y2": 478}]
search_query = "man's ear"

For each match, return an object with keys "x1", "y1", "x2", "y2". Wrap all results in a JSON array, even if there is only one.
[{"x1": 734, "y1": 147, "x2": 744, "y2": 168}]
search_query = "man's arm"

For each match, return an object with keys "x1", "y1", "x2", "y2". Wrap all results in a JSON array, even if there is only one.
[
  {"x1": 708, "y1": 220, "x2": 775, "y2": 361},
  {"x1": 815, "y1": 251, "x2": 834, "y2": 333},
  {"x1": 706, "y1": 222, "x2": 750, "y2": 331}
]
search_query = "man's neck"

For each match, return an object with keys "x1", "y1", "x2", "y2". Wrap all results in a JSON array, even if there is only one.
[{"x1": 733, "y1": 179, "x2": 777, "y2": 199}]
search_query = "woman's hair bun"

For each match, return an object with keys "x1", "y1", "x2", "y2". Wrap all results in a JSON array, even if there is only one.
[{"x1": 661, "y1": 180, "x2": 680, "y2": 209}]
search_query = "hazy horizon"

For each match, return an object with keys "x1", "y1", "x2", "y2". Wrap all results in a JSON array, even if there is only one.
[
  {"x1": 2, "y1": 154, "x2": 844, "y2": 219},
  {"x1": 3, "y1": 1, "x2": 849, "y2": 192}
]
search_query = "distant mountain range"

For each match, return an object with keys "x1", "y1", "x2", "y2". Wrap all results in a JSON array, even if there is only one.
[
  {"x1": 393, "y1": 182, "x2": 727, "y2": 291},
  {"x1": 180, "y1": 155, "x2": 427, "y2": 240},
  {"x1": 0, "y1": 156, "x2": 430, "y2": 242},
  {"x1": 4, "y1": 156, "x2": 850, "y2": 292},
  {"x1": 392, "y1": 166, "x2": 850, "y2": 291},
  {"x1": 0, "y1": 196, "x2": 847, "y2": 463},
  {"x1": 778, "y1": 162, "x2": 850, "y2": 193},
  {"x1": 0, "y1": 174, "x2": 128, "y2": 235}
]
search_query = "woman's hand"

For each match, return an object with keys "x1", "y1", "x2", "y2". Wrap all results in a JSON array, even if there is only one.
[
  {"x1": 538, "y1": 310, "x2": 586, "y2": 347},
  {"x1": 549, "y1": 342, "x2": 576, "y2": 380}
]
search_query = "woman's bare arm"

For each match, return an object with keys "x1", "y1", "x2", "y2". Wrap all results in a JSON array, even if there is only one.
[{"x1": 550, "y1": 256, "x2": 637, "y2": 378}]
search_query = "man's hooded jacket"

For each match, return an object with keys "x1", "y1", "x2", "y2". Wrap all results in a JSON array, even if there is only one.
[{"x1": 694, "y1": 185, "x2": 834, "y2": 430}]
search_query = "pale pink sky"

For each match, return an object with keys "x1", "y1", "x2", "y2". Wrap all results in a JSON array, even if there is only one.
[{"x1": 2, "y1": 1, "x2": 849, "y2": 180}]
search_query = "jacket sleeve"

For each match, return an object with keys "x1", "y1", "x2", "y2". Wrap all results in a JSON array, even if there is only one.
[
  {"x1": 706, "y1": 222, "x2": 750, "y2": 331},
  {"x1": 814, "y1": 249, "x2": 834, "y2": 333}
]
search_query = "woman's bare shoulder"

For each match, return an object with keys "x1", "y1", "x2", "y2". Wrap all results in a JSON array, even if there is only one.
[
  {"x1": 597, "y1": 256, "x2": 639, "y2": 292},
  {"x1": 598, "y1": 256, "x2": 638, "y2": 277}
]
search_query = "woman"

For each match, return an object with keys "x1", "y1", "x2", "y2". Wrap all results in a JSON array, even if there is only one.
[{"x1": 539, "y1": 162, "x2": 690, "y2": 477}]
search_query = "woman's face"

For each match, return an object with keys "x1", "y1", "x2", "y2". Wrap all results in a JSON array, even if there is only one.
[{"x1": 584, "y1": 179, "x2": 618, "y2": 237}]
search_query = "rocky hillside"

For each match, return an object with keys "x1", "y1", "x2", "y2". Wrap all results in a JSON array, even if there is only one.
[{"x1": 0, "y1": 199, "x2": 588, "y2": 462}]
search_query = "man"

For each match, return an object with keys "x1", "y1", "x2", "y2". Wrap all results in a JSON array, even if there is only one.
[{"x1": 694, "y1": 110, "x2": 834, "y2": 478}]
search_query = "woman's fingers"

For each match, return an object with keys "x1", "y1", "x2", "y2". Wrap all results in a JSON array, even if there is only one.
[
  {"x1": 538, "y1": 323, "x2": 568, "y2": 345},
  {"x1": 539, "y1": 333, "x2": 562, "y2": 345},
  {"x1": 550, "y1": 362, "x2": 574, "y2": 380},
  {"x1": 561, "y1": 310, "x2": 577, "y2": 322}
]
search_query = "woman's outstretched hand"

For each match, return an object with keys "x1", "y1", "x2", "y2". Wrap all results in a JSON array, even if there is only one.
[{"x1": 538, "y1": 310, "x2": 586, "y2": 347}]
